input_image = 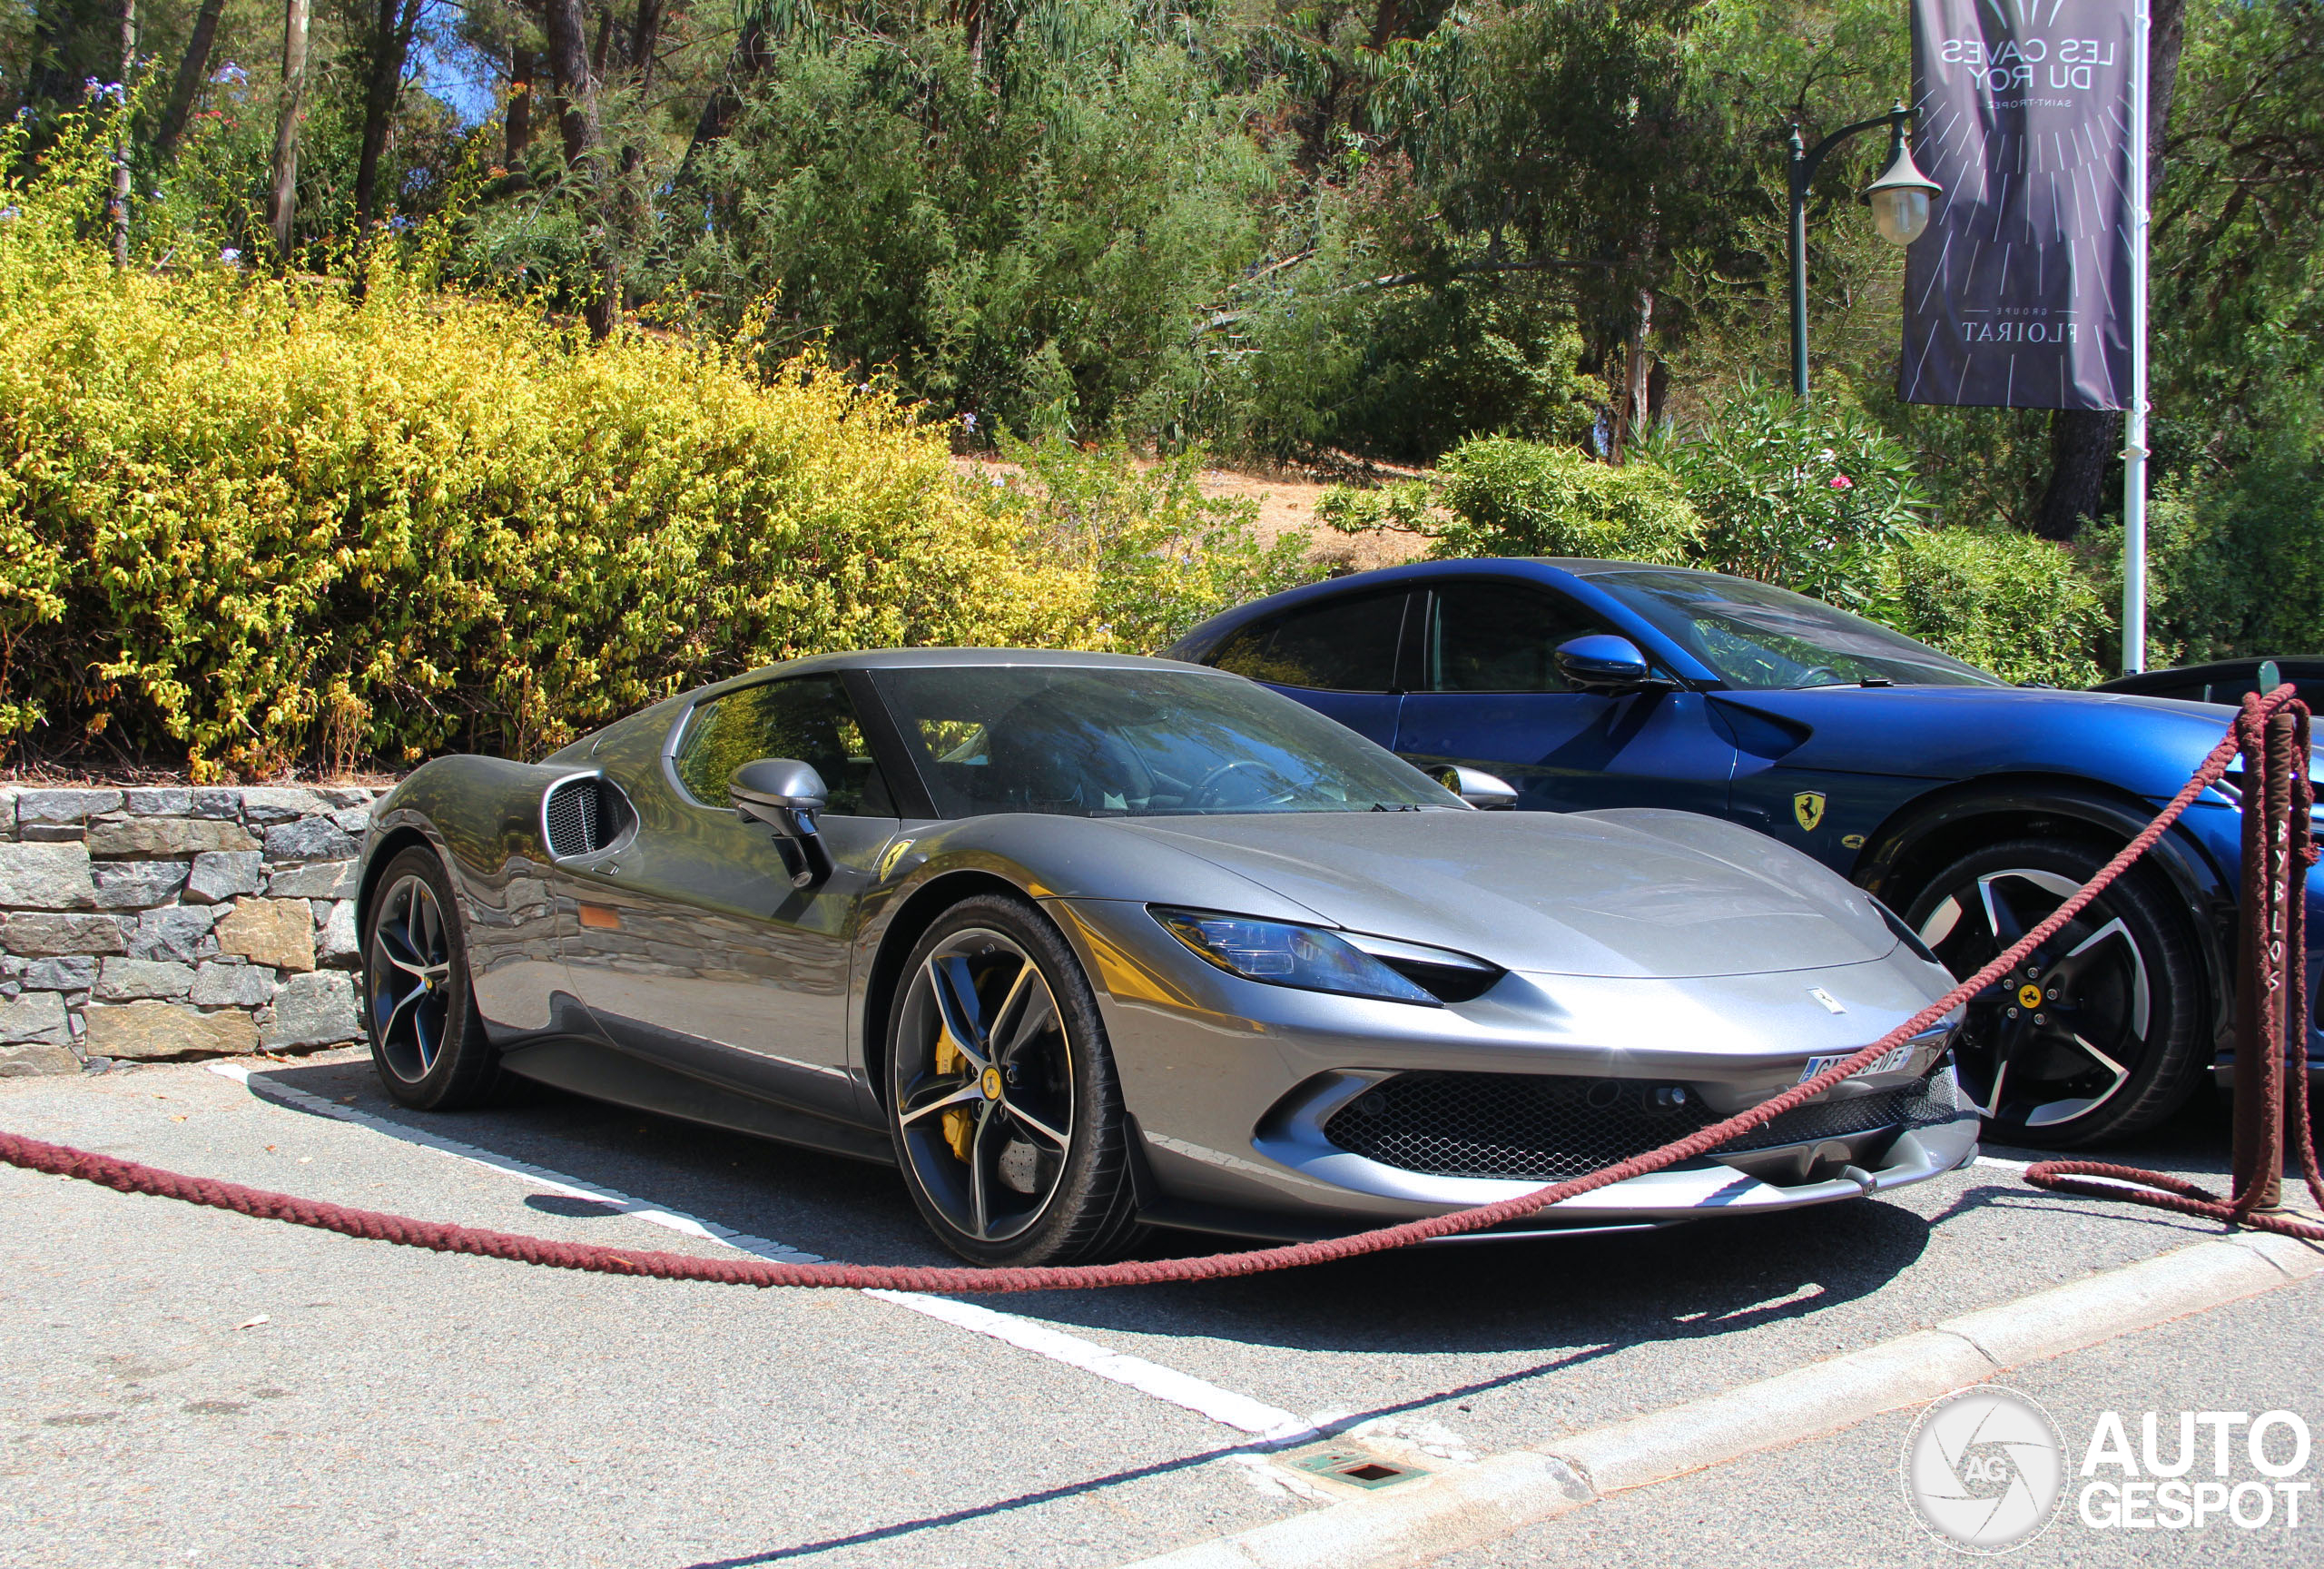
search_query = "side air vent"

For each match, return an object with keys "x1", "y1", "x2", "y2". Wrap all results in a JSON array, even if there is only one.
[{"x1": 542, "y1": 775, "x2": 627, "y2": 860}]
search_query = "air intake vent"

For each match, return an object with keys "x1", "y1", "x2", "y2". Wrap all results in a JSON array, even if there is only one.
[{"x1": 543, "y1": 775, "x2": 616, "y2": 859}]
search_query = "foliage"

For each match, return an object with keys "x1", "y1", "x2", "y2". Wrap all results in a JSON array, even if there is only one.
[
  {"x1": 1645, "y1": 380, "x2": 1926, "y2": 612},
  {"x1": 0, "y1": 119, "x2": 1091, "y2": 776},
  {"x1": 1889, "y1": 528, "x2": 2112, "y2": 688},
  {"x1": 988, "y1": 436, "x2": 1321, "y2": 654},
  {"x1": 1315, "y1": 438, "x2": 1702, "y2": 564},
  {"x1": 2107, "y1": 451, "x2": 2324, "y2": 666}
]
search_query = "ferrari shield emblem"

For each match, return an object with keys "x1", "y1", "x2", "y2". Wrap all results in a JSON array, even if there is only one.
[{"x1": 1792, "y1": 791, "x2": 1827, "y2": 832}]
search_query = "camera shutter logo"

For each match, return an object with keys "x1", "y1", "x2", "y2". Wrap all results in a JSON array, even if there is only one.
[{"x1": 1902, "y1": 1386, "x2": 2067, "y2": 1552}]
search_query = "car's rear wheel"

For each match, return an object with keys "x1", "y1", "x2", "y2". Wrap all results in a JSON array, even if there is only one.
[
  {"x1": 364, "y1": 846, "x2": 501, "y2": 1110},
  {"x1": 1903, "y1": 838, "x2": 2204, "y2": 1147},
  {"x1": 886, "y1": 894, "x2": 1144, "y2": 1267}
]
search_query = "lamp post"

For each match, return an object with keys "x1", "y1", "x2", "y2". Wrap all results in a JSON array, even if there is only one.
[{"x1": 1787, "y1": 102, "x2": 1942, "y2": 398}]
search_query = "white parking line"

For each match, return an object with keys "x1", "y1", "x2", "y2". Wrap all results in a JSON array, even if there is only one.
[{"x1": 205, "y1": 1062, "x2": 1315, "y2": 1442}]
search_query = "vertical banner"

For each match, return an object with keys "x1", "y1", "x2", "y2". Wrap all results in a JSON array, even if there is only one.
[{"x1": 1901, "y1": 0, "x2": 2135, "y2": 408}]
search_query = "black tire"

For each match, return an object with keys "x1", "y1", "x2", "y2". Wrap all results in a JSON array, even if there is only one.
[
  {"x1": 885, "y1": 893, "x2": 1145, "y2": 1267},
  {"x1": 1902, "y1": 837, "x2": 2205, "y2": 1147},
  {"x1": 362, "y1": 846, "x2": 502, "y2": 1110}
]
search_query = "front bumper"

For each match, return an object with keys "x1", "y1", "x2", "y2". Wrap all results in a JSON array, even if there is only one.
[{"x1": 1051, "y1": 897, "x2": 1977, "y2": 1240}]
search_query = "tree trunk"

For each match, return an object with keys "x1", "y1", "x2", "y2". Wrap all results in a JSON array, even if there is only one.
[
  {"x1": 505, "y1": 46, "x2": 537, "y2": 174},
  {"x1": 110, "y1": 0, "x2": 133, "y2": 269},
  {"x1": 352, "y1": 0, "x2": 423, "y2": 232},
  {"x1": 1618, "y1": 286, "x2": 1657, "y2": 460},
  {"x1": 153, "y1": 0, "x2": 227, "y2": 162},
  {"x1": 628, "y1": 0, "x2": 663, "y2": 84},
  {"x1": 267, "y1": 0, "x2": 310, "y2": 257},
  {"x1": 542, "y1": 0, "x2": 616, "y2": 335},
  {"x1": 677, "y1": 15, "x2": 771, "y2": 183},
  {"x1": 2034, "y1": 0, "x2": 2188, "y2": 541}
]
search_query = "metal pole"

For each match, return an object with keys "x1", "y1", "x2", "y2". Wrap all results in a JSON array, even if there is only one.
[
  {"x1": 1788, "y1": 126, "x2": 1810, "y2": 399},
  {"x1": 2122, "y1": 0, "x2": 2152, "y2": 675}
]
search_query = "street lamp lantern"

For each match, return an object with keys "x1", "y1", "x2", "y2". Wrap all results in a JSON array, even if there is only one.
[
  {"x1": 1787, "y1": 101, "x2": 1943, "y2": 395},
  {"x1": 1864, "y1": 121, "x2": 1942, "y2": 246}
]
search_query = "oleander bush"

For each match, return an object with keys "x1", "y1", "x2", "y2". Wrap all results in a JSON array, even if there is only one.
[{"x1": 0, "y1": 116, "x2": 1094, "y2": 778}]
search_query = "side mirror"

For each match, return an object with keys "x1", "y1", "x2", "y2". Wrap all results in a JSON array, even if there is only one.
[
  {"x1": 1433, "y1": 765, "x2": 1521, "y2": 811},
  {"x1": 730, "y1": 758, "x2": 832, "y2": 888},
  {"x1": 1555, "y1": 634, "x2": 1660, "y2": 695}
]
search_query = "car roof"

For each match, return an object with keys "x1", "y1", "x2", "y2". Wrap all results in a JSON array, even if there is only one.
[{"x1": 694, "y1": 646, "x2": 1232, "y2": 700}]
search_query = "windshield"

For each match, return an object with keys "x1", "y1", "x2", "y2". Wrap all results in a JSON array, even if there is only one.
[
  {"x1": 872, "y1": 666, "x2": 1461, "y2": 818},
  {"x1": 1589, "y1": 570, "x2": 2004, "y2": 689}
]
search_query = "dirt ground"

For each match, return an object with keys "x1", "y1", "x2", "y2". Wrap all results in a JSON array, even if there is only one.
[{"x1": 953, "y1": 455, "x2": 1431, "y2": 576}]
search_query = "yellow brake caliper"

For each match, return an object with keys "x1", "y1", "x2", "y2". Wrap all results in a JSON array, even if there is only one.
[{"x1": 935, "y1": 1029, "x2": 974, "y2": 1162}]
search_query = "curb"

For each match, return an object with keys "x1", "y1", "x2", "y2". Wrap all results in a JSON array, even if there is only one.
[{"x1": 1124, "y1": 1228, "x2": 2324, "y2": 1569}]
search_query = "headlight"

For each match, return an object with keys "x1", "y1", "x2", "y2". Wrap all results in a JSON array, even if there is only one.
[{"x1": 1149, "y1": 907, "x2": 1493, "y2": 1006}]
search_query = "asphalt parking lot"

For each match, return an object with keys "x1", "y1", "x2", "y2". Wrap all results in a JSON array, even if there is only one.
[{"x1": 1, "y1": 1049, "x2": 2312, "y2": 1568}]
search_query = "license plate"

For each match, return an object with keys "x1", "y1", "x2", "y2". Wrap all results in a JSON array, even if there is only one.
[{"x1": 1800, "y1": 1042, "x2": 1915, "y2": 1082}]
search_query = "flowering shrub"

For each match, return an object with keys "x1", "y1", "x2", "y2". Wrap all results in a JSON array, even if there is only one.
[
  {"x1": 0, "y1": 117, "x2": 1093, "y2": 776},
  {"x1": 1645, "y1": 380, "x2": 1927, "y2": 614}
]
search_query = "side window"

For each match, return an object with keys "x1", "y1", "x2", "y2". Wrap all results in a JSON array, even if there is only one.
[
  {"x1": 671, "y1": 676, "x2": 897, "y2": 816},
  {"x1": 1211, "y1": 591, "x2": 1408, "y2": 693},
  {"x1": 1424, "y1": 583, "x2": 1614, "y2": 694}
]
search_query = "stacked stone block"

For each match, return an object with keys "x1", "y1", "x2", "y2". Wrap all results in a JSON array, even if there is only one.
[{"x1": 0, "y1": 785, "x2": 388, "y2": 1076}]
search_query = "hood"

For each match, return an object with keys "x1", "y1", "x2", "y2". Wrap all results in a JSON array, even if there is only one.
[
  {"x1": 1111, "y1": 809, "x2": 1897, "y2": 980},
  {"x1": 1709, "y1": 684, "x2": 2242, "y2": 798}
]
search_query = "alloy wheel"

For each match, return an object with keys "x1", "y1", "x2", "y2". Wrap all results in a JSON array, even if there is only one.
[
  {"x1": 368, "y1": 872, "x2": 456, "y2": 1084},
  {"x1": 1915, "y1": 866, "x2": 2151, "y2": 1132},
  {"x1": 892, "y1": 930, "x2": 1077, "y2": 1244}
]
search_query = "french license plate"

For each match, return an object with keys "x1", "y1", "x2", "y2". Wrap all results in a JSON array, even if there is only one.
[{"x1": 1799, "y1": 1042, "x2": 1915, "y2": 1083}]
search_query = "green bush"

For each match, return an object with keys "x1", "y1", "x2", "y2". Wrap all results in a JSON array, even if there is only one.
[
  {"x1": 990, "y1": 437, "x2": 1322, "y2": 653},
  {"x1": 1649, "y1": 380, "x2": 1927, "y2": 613},
  {"x1": 2132, "y1": 455, "x2": 2324, "y2": 666},
  {"x1": 0, "y1": 118, "x2": 1092, "y2": 777},
  {"x1": 1395, "y1": 437, "x2": 1706, "y2": 563},
  {"x1": 1890, "y1": 528, "x2": 2112, "y2": 688}
]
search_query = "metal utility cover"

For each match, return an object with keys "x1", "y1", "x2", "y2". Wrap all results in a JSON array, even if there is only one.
[{"x1": 1285, "y1": 1446, "x2": 1428, "y2": 1490}]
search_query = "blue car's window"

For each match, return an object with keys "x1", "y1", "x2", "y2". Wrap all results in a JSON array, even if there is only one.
[
  {"x1": 1589, "y1": 570, "x2": 2004, "y2": 689},
  {"x1": 671, "y1": 676, "x2": 897, "y2": 815},
  {"x1": 1423, "y1": 582, "x2": 1615, "y2": 693},
  {"x1": 1212, "y1": 591, "x2": 1407, "y2": 692},
  {"x1": 872, "y1": 667, "x2": 1459, "y2": 818}
]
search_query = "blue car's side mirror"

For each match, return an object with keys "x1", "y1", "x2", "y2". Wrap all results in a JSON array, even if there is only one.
[{"x1": 1555, "y1": 635, "x2": 1661, "y2": 694}]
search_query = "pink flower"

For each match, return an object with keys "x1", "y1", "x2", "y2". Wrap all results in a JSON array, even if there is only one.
[{"x1": 1830, "y1": 474, "x2": 1854, "y2": 489}]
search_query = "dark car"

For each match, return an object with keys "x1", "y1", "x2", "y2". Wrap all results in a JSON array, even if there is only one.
[
  {"x1": 1167, "y1": 558, "x2": 2324, "y2": 1149},
  {"x1": 2095, "y1": 656, "x2": 2324, "y2": 714}
]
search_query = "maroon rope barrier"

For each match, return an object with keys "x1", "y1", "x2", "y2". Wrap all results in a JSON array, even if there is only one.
[
  {"x1": 0, "y1": 690, "x2": 2312, "y2": 1290},
  {"x1": 2027, "y1": 688, "x2": 2324, "y2": 1243}
]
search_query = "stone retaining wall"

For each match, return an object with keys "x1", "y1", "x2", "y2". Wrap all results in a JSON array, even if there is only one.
[{"x1": 0, "y1": 785, "x2": 389, "y2": 1076}]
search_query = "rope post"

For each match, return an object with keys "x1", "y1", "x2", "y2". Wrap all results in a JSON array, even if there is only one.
[{"x1": 2230, "y1": 704, "x2": 2299, "y2": 1213}]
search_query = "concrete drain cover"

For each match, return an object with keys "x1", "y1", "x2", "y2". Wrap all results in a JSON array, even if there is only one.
[{"x1": 1284, "y1": 1446, "x2": 1429, "y2": 1490}]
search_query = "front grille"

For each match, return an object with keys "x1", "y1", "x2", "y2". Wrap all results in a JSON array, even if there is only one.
[
  {"x1": 543, "y1": 776, "x2": 611, "y2": 859},
  {"x1": 1322, "y1": 1068, "x2": 1961, "y2": 1182}
]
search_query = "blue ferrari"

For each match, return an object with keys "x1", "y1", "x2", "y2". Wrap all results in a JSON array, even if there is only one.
[{"x1": 1167, "y1": 558, "x2": 2321, "y2": 1147}]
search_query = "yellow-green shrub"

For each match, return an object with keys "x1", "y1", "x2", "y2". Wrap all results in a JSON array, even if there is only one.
[{"x1": 0, "y1": 123, "x2": 1092, "y2": 777}]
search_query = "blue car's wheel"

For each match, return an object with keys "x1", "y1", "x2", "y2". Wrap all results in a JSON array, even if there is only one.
[{"x1": 1905, "y1": 839, "x2": 2203, "y2": 1147}]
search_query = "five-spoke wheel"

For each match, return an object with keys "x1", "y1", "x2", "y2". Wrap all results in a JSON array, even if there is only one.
[
  {"x1": 888, "y1": 895, "x2": 1142, "y2": 1266},
  {"x1": 1905, "y1": 838, "x2": 2201, "y2": 1147},
  {"x1": 362, "y1": 846, "x2": 499, "y2": 1110}
]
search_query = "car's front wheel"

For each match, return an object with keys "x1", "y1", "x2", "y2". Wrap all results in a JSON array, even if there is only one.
[
  {"x1": 1903, "y1": 837, "x2": 2205, "y2": 1147},
  {"x1": 886, "y1": 894, "x2": 1144, "y2": 1267},
  {"x1": 363, "y1": 846, "x2": 501, "y2": 1110}
]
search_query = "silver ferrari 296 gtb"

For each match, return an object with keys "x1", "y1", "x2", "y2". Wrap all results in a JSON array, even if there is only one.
[{"x1": 356, "y1": 649, "x2": 1978, "y2": 1266}]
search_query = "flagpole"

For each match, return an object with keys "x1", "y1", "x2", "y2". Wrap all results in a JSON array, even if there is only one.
[{"x1": 2122, "y1": 0, "x2": 2151, "y2": 675}]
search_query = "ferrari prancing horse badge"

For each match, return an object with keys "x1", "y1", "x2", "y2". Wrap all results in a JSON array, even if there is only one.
[{"x1": 1793, "y1": 791, "x2": 1827, "y2": 832}]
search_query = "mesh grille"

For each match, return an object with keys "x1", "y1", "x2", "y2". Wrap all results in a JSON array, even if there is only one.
[
  {"x1": 1322, "y1": 1068, "x2": 1960, "y2": 1182},
  {"x1": 543, "y1": 777, "x2": 606, "y2": 859}
]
